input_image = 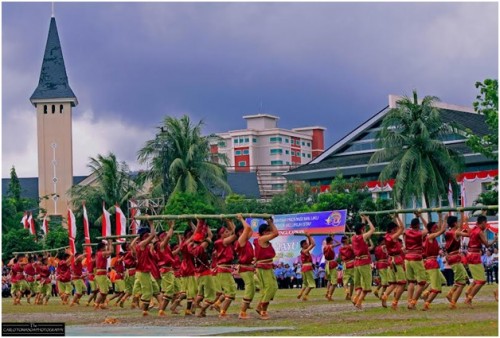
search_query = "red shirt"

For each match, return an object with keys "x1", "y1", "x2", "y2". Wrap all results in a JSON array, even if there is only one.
[
  {"x1": 445, "y1": 230, "x2": 462, "y2": 265},
  {"x1": 339, "y1": 245, "x2": 355, "y2": 269},
  {"x1": 423, "y1": 237, "x2": 440, "y2": 270},
  {"x1": 114, "y1": 259, "x2": 125, "y2": 279},
  {"x1": 136, "y1": 244, "x2": 154, "y2": 273},
  {"x1": 87, "y1": 258, "x2": 95, "y2": 281},
  {"x1": 215, "y1": 239, "x2": 235, "y2": 273},
  {"x1": 180, "y1": 241, "x2": 196, "y2": 277},
  {"x1": 323, "y1": 245, "x2": 338, "y2": 270},
  {"x1": 96, "y1": 251, "x2": 107, "y2": 274},
  {"x1": 384, "y1": 233, "x2": 404, "y2": 265},
  {"x1": 11, "y1": 263, "x2": 24, "y2": 283},
  {"x1": 24, "y1": 263, "x2": 36, "y2": 282},
  {"x1": 34, "y1": 264, "x2": 42, "y2": 281},
  {"x1": 300, "y1": 250, "x2": 313, "y2": 272},
  {"x1": 404, "y1": 228, "x2": 424, "y2": 261},
  {"x1": 467, "y1": 227, "x2": 483, "y2": 264},
  {"x1": 253, "y1": 238, "x2": 275, "y2": 269},
  {"x1": 56, "y1": 260, "x2": 71, "y2": 282},
  {"x1": 39, "y1": 265, "x2": 51, "y2": 284},
  {"x1": 172, "y1": 251, "x2": 181, "y2": 278},
  {"x1": 189, "y1": 244, "x2": 211, "y2": 276},
  {"x1": 71, "y1": 260, "x2": 83, "y2": 280},
  {"x1": 374, "y1": 245, "x2": 389, "y2": 270},
  {"x1": 235, "y1": 241, "x2": 255, "y2": 272},
  {"x1": 351, "y1": 235, "x2": 372, "y2": 266}
]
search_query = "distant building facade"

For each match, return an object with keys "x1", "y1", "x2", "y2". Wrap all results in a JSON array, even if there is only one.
[{"x1": 209, "y1": 114, "x2": 326, "y2": 198}]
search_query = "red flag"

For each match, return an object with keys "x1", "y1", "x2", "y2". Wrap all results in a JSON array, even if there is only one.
[
  {"x1": 21, "y1": 212, "x2": 28, "y2": 229},
  {"x1": 115, "y1": 205, "x2": 127, "y2": 256},
  {"x1": 83, "y1": 203, "x2": 92, "y2": 262},
  {"x1": 129, "y1": 200, "x2": 140, "y2": 235},
  {"x1": 102, "y1": 202, "x2": 111, "y2": 237},
  {"x1": 28, "y1": 212, "x2": 37, "y2": 240},
  {"x1": 67, "y1": 208, "x2": 76, "y2": 256},
  {"x1": 41, "y1": 214, "x2": 49, "y2": 236}
]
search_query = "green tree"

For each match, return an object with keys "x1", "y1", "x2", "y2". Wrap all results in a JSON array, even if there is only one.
[
  {"x1": 163, "y1": 192, "x2": 220, "y2": 232},
  {"x1": 7, "y1": 166, "x2": 21, "y2": 201},
  {"x1": 224, "y1": 194, "x2": 267, "y2": 214},
  {"x1": 466, "y1": 79, "x2": 498, "y2": 160},
  {"x1": 43, "y1": 224, "x2": 69, "y2": 250},
  {"x1": 68, "y1": 153, "x2": 138, "y2": 245},
  {"x1": 369, "y1": 91, "x2": 463, "y2": 209},
  {"x1": 474, "y1": 177, "x2": 498, "y2": 215},
  {"x1": 137, "y1": 115, "x2": 231, "y2": 202},
  {"x1": 2, "y1": 228, "x2": 41, "y2": 261}
]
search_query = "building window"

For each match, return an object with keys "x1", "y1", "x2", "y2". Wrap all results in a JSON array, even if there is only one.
[
  {"x1": 271, "y1": 160, "x2": 283, "y2": 166},
  {"x1": 286, "y1": 161, "x2": 290, "y2": 165},
  {"x1": 253, "y1": 138, "x2": 257, "y2": 143},
  {"x1": 238, "y1": 161, "x2": 246, "y2": 167},
  {"x1": 43, "y1": 105, "x2": 47, "y2": 114},
  {"x1": 235, "y1": 150, "x2": 241, "y2": 155},
  {"x1": 307, "y1": 142, "x2": 311, "y2": 147},
  {"x1": 270, "y1": 149, "x2": 283, "y2": 155},
  {"x1": 243, "y1": 149, "x2": 249, "y2": 155},
  {"x1": 271, "y1": 184, "x2": 285, "y2": 190},
  {"x1": 218, "y1": 141, "x2": 226, "y2": 147},
  {"x1": 307, "y1": 154, "x2": 311, "y2": 158},
  {"x1": 270, "y1": 136, "x2": 282, "y2": 143},
  {"x1": 239, "y1": 138, "x2": 245, "y2": 143},
  {"x1": 302, "y1": 141, "x2": 305, "y2": 146},
  {"x1": 302, "y1": 153, "x2": 306, "y2": 157},
  {"x1": 285, "y1": 138, "x2": 289, "y2": 143},
  {"x1": 245, "y1": 138, "x2": 249, "y2": 143},
  {"x1": 52, "y1": 105, "x2": 55, "y2": 114},
  {"x1": 271, "y1": 172, "x2": 284, "y2": 177},
  {"x1": 285, "y1": 150, "x2": 289, "y2": 155},
  {"x1": 291, "y1": 151, "x2": 295, "y2": 156},
  {"x1": 234, "y1": 138, "x2": 239, "y2": 144},
  {"x1": 60, "y1": 105, "x2": 63, "y2": 113}
]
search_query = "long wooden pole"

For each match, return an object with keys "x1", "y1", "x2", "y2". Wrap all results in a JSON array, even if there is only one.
[
  {"x1": 293, "y1": 232, "x2": 385, "y2": 236},
  {"x1": 359, "y1": 205, "x2": 498, "y2": 216},
  {"x1": 13, "y1": 246, "x2": 70, "y2": 255},
  {"x1": 134, "y1": 213, "x2": 272, "y2": 221}
]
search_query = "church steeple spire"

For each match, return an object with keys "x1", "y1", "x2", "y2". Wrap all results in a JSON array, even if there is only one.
[{"x1": 30, "y1": 17, "x2": 77, "y2": 106}]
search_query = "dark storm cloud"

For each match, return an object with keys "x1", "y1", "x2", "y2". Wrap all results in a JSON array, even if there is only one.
[{"x1": 3, "y1": 2, "x2": 497, "y2": 176}]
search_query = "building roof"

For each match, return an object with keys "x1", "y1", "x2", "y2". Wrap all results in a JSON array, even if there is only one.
[
  {"x1": 30, "y1": 17, "x2": 77, "y2": 106},
  {"x1": 2, "y1": 173, "x2": 260, "y2": 201},
  {"x1": 284, "y1": 100, "x2": 497, "y2": 181},
  {"x1": 243, "y1": 114, "x2": 280, "y2": 120},
  {"x1": 2, "y1": 176, "x2": 87, "y2": 201}
]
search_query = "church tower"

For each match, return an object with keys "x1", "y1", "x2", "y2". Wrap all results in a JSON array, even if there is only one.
[{"x1": 30, "y1": 15, "x2": 77, "y2": 216}]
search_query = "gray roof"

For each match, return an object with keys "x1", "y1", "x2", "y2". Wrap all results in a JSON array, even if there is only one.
[
  {"x1": 2, "y1": 176, "x2": 87, "y2": 201},
  {"x1": 30, "y1": 18, "x2": 77, "y2": 105},
  {"x1": 285, "y1": 107, "x2": 497, "y2": 181}
]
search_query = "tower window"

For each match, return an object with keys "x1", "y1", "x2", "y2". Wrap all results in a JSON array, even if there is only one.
[
  {"x1": 51, "y1": 105, "x2": 55, "y2": 114},
  {"x1": 43, "y1": 105, "x2": 47, "y2": 114},
  {"x1": 60, "y1": 105, "x2": 63, "y2": 113}
]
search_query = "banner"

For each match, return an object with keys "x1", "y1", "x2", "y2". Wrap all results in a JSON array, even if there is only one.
[
  {"x1": 246, "y1": 210, "x2": 347, "y2": 266},
  {"x1": 67, "y1": 208, "x2": 77, "y2": 256},
  {"x1": 102, "y1": 203, "x2": 111, "y2": 237},
  {"x1": 21, "y1": 212, "x2": 28, "y2": 230},
  {"x1": 129, "y1": 200, "x2": 140, "y2": 235},
  {"x1": 41, "y1": 214, "x2": 49, "y2": 236},
  {"x1": 115, "y1": 205, "x2": 127, "y2": 255}
]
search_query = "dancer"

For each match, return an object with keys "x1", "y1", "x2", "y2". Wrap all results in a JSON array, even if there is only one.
[
  {"x1": 297, "y1": 232, "x2": 316, "y2": 301},
  {"x1": 157, "y1": 221, "x2": 175, "y2": 316},
  {"x1": 404, "y1": 212, "x2": 429, "y2": 310},
  {"x1": 254, "y1": 217, "x2": 279, "y2": 320},
  {"x1": 85, "y1": 252, "x2": 98, "y2": 306},
  {"x1": 56, "y1": 251, "x2": 73, "y2": 305},
  {"x1": 70, "y1": 252, "x2": 86, "y2": 306},
  {"x1": 339, "y1": 236, "x2": 355, "y2": 300},
  {"x1": 119, "y1": 242, "x2": 137, "y2": 307},
  {"x1": 234, "y1": 213, "x2": 256, "y2": 319},
  {"x1": 23, "y1": 256, "x2": 37, "y2": 304},
  {"x1": 214, "y1": 218, "x2": 237, "y2": 318},
  {"x1": 444, "y1": 213, "x2": 469, "y2": 309},
  {"x1": 106, "y1": 252, "x2": 126, "y2": 307},
  {"x1": 9, "y1": 255, "x2": 28, "y2": 305},
  {"x1": 169, "y1": 240, "x2": 183, "y2": 314},
  {"x1": 323, "y1": 235, "x2": 341, "y2": 301},
  {"x1": 380, "y1": 214, "x2": 406, "y2": 310},
  {"x1": 94, "y1": 240, "x2": 113, "y2": 309},
  {"x1": 421, "y1": 212, "x2": 446, "y2": 310},
  {"x1": 351, "y1": 215, "x2": 375, "y2": 309},
  {"x1": 373, "y1": 236, "x2": 389, "y2": 299},
  {"x1": 38, "y1": 255, "x2": 52, "y2": 305}
]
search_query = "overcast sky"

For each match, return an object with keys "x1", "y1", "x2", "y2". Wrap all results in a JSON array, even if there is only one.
[{"x1": 3, "y1": 2, "x2": 498, "y2": 178}]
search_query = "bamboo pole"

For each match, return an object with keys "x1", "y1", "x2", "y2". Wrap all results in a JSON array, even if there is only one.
[
  {"x1": 96, "y1": 234, "x2": 138, "y2": 240},
  {"x1": 134, "y1": 213, "x2": 272, "y2": 221},
  {"x1": 359, "y1": 205, "x2": 498, "y2": 216},
  {"x1": 13, "y1": 246, "x2": 70, "y2": 255}
]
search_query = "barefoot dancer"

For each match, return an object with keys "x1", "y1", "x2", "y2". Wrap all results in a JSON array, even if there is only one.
[
  {"x1": 339, "y1": 236, "x2": 355, "y2": 300},
  {"x1": 134, "y1": 221, "x2": 157, "y2": 316},
  {"x1": 56, "y1": 251, "x2": 73, "y2": 305},
  {"x1": 94, "y1": 241, "x2": 113, "y2": 309},
  {"x1": 323, "y1": 235, "x2": 341, "y2": 301},
  {"x1": 373, "y1": 236, "x2": 389, "y2": 299},
  {"x1": 157, "y1": 221, "x2": 175, "y2": 316},
  {"x1": 297, "y1": 232, "x2": 316, "y2": 301},
  {"x1": 70, "y1": 252, "x2": 86, "y2": 306},
  {"x1": 215, "y1": 218, "x2": 238, "y2": 318}
]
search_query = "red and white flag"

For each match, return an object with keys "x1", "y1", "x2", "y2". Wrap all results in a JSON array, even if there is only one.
[
  {"x1": 460, "y1": 182, "x2": 467, "y2": 207},
  {"x1": 102, "y1": 203, "x2": 111, "y2": 237},
  {"x1": 83, "y1": 203, "x2": 92, "y2": 261},
  {"x1": 115, "y1": 205, "x2": 127, "y2": 255},
  {"x1": 21, "y1": 212, "x2": 28, "y2": 229},
  {"x1": 28, "y1": 212, "x2": 37, "y2": 240},
  {"x1": 129, "y1": 200, "x2": 140, "y2": 235},
  {"x1": 448, "y1": 182, "x2": 455, "y2": 207},
  {"x1": 67, "y1": 208, "x2": 77, "y2": 255},
  {"x1": 41, "y1": 214, "x2": 49, "y2": 236}
]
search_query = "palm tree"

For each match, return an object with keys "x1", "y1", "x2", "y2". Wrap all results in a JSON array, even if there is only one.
[
  {"x1": 137, "y1": 115, "x2": 231, "y2": 202},
  {"x1": 68, "y1": 152, "x2": 138, "y2": 224},
  {"x1": 369, "y1": 91, "x2": 463, "y2": 208}
]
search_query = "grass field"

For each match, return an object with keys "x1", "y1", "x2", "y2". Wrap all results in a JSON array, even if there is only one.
[{"x1": 2, "y1": 285, "x2": 498, "y2": 336}]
